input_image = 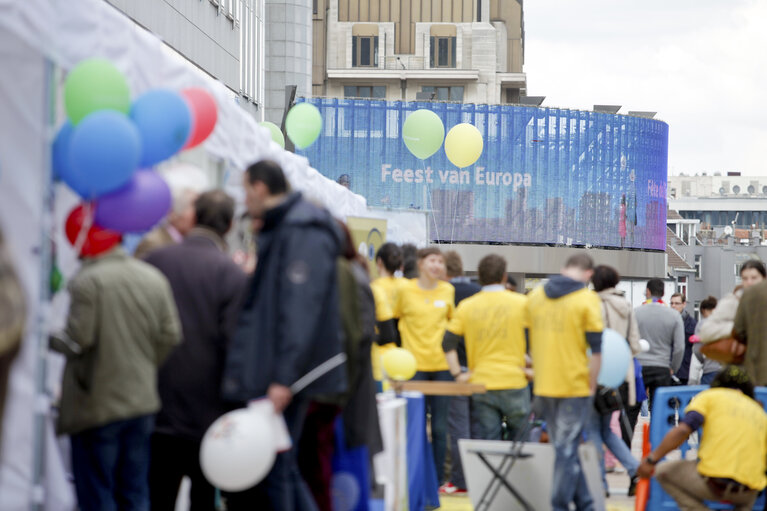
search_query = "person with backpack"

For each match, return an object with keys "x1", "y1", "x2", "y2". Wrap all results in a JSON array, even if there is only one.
[{"x1": 588, "y1": 265, "x2": 642, "y2": 496}]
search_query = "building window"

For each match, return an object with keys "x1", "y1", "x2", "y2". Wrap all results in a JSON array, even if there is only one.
[
  {"x1": 421, "y1": 86, "x2": 463, "y2": 102},
  {"x1": 733, "y1": 185, "x2": 741, "y2": 194},
  {"x1": 313, "y1": 0, "x2": 318, "y2": 14},
  {"x1": 694, "y1": 301, "x2": 701, "y2": 321},
  {"x1": 694, "y1": 254, "x2": 702, "y2": 280},
  {"x1": 430, "y1": 36, "x2": 456, "y2": 68},
  {"x1": 352, "y1": 36, "x2": 378, "y2": 67},
  {"x1": 344, "y1": 85, "x2": 386, "y2": 99}
]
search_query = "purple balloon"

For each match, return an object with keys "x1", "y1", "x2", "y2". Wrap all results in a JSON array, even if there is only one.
[{"x1": 94, "y1": 170, "x2": 171, "y2": 233}]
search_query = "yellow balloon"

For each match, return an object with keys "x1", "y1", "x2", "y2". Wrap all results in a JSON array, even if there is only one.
[
  {"x1": 444, "y1": 123, "x2": 483, "y2": 168},
  {"x1": 382, "y1": 348, "x2": 417, "y2": 381}
]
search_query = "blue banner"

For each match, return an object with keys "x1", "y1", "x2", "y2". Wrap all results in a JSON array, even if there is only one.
[{"x1": 298, "y1": 98, "x2": 669, "y2": 251}]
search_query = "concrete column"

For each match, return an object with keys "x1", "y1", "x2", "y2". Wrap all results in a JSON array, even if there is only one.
[{"x1": 264, "y1": 0, "x2": 313, "y2": 125}]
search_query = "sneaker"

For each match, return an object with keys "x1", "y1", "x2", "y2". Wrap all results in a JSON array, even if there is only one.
[
  {"x1": 627, "y1": 475, "x2": 639, "y2": 497},
  {"x1": 439, "y1": 482, "x2": 467, "y2": 495}
]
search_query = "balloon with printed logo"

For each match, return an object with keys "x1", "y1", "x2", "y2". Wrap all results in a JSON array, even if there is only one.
[
  {"x1": 200, "y1": 405, "x2": 276, "y2": 491},
  {"x1": 402, "y1": 109, "x2": 445, "y2": 160},
  {"x1": 181, "y1": 87, "x2": 218, "y2": 149},
  {"x1": 382, "y1": 348, "x2": 417, "y2": 381},
  {"x1": 64, "y1": 58, "x2": 131, "y2": 125},
  {"x1": 131, "y1": 89, "x2": 192, "y2": 166},
  {"x1": 597, "y1": 328, "x2": 632, "y2": 388},
  {"x1": 260, "y1": 121, "x2": 285, "y2": 149},
  {"x1": 285, "y1": 103, "x2": 322, "y2": 149},
  {"x1": 95, "y1": 170, "x2": 172, "y2": 233},
  {"x1": 444, "y1": 123, "x2": 483, "y2": 168},
  {"x1": 65, "y1": 204, "x2": 122, "y2": 257},
  {"x1": 65, "y1": 111, "x2": 141, "y2": 198}
]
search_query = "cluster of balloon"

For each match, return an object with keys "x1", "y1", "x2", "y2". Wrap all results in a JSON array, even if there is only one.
[
  {"x1": 401, "y1": 109, "x2": 484, "y2": 168},
  {"x1": 258, "y1": 103, "x2": 321, "y2": 150},
  {"x1": 200, "y1": 400, "x2": 291, "y2": 491},
  {"x1": 54, "y1": 58, "x2": 218, "y2": 256}
]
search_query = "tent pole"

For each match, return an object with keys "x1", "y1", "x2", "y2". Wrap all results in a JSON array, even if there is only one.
[{"x1": 31, "y1": 57, "x2": 56, "y2": 511}]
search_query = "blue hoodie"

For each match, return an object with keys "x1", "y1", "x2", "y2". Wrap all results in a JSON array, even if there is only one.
[{"x1": 544, "y1": 275, "x2": 586, "y2": 299}]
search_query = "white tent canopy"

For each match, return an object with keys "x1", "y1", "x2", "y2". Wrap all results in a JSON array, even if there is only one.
[{"x1": 0, "y1": 0, "x2": 426, "y2": 509}]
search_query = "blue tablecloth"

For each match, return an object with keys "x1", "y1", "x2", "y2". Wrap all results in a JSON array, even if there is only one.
[{"x1": 404, "y1": 392, "x2": 440, "y2": 510}]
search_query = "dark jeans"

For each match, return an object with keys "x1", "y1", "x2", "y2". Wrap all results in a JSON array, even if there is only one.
[
  {"x1": 536, "y1": 397, "x2": 594, "y2": 511},
  {"x1": 298, "y1": 402, "x2": 341, "y2": 511},
  {"x1": 626, "y1": 366, "x2": 672, "y2": 444},
  {"x1": 413, "y1": 370, "x2": 452, "y2": 485},
  {"x1": 471, "y1": 388, "x2": 530, "y2": 441},
  {"x1": 586, "y1": 411, "x2": 639, "y2": 491},
  {"x1": 149, "y1": 433, "x2": 215, "y2": 511},
  {"x1": 70, "y1": 414, "x2": 154, "y2": 511},
  {"x1": 700, "y1": 372, "x2": 717, "y2": 385},
  {"x1": 447, "y1": 395, "x2": 470, "y2": 488},
  {"x1": 224, "y1": 399, "x2": 318, "y2": 511}
]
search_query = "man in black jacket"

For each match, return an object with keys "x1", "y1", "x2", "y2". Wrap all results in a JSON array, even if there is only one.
[
  {"x1": 143, "y1": 190, "x2": 248, "y2": 511},
  {"x1": 670, "y1": 293, "x2": 697, "y2": 384},
  {"x1": 222, "y1": 160, "x2": 346, "y2": 511}
]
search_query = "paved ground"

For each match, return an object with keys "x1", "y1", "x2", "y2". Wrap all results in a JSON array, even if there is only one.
[{"x1": 439, "y1": 414, "x2": 652, "y2": 510}]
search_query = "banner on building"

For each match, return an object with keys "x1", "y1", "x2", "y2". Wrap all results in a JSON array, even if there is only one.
[{"x1": 299, "y1": 99, "x2": 669, "y2": 251}]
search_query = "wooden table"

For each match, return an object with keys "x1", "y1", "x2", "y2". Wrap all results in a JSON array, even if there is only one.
[{"x1": 392, "y1": 380, "x2": 486, "y2": 395}]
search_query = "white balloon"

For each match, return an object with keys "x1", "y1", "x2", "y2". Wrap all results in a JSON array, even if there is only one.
[
  {"x1": 200, "y1": 403, "x2": 277, "y2": 492},
  {"x1": 639, "y1": 339, "x2": 651, "y2": 353}
]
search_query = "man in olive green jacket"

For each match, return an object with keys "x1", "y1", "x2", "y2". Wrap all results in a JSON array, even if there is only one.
[
  {"x1": 734, "y1": 279, "x2": 767, "y2": 386},
  {"x1": 54, "y1": 246, "x2": 181, "y2": 511}
]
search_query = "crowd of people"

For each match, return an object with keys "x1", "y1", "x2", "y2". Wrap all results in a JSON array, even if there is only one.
[{"x1": 19, "y1": 158, "x2": 767, "y2": 510}]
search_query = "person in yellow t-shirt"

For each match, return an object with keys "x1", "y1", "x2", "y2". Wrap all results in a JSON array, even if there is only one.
[
  {"x1": 443, "y1": 254, "x2": 530, "y2": 441},
  {"x1": 370, "y1": 243, "x2": 404, "y2": 383},
  {"x1": 526, "y1": 253, "x2": 603, "y2": 511},
  {"x1": 637, "y1": 366, "x2": 767, "y2": 510},
  {"x1": 393, "y1": 247, "x2": 454, "y2": 485}
]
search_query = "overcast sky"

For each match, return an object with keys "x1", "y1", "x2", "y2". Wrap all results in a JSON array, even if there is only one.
[{"x1": 523, "y1": 0, "x2": 767, "y2": 176}]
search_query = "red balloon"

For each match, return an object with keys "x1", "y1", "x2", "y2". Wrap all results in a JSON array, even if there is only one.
[
  {"x1": 181, "y1": 87, "x2": 218, "y2": 149},
  {"x1": 65, "y1": 204, "x2": 121, "y2": 257}
]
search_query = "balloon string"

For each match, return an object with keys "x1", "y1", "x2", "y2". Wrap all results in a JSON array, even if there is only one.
[{"x1": 73, "y1": 202, "x2": 94, "y2": 256}]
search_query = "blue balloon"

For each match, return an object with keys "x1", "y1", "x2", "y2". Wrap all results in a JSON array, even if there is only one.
[
  {"x1": 597, "y1": 328, "x2": 632, "y2": 388},
  {"x1": 52, "y1": 122, "x2": 74, "y2": 181},
  {"x1": 65, "y1": 111, "x2": 141, "y2": 198},
  {"x1": 131, "y1": 89, "x2": 192, "y2": 166}
]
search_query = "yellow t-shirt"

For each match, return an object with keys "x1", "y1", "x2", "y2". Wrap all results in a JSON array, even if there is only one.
[
  {"x1": 526, "y1": 286, "x2": 604, "y2": 397},
  {"x1": 446, "y1": 289, "x2": 528, "y2": 390},
  {"x1": 394, "y1": 279, "x2": 455, "y2": 372},
  {"x1": 685, "y1": 387, "x2": 767, "y2": 490},
  {"x1": 370, "y1": 277, "x2": 401, "y2": 380}
]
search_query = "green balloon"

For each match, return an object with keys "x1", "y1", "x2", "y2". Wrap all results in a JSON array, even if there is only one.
[
  {"x1": 260, "y1": 121, "x2": 285, "y2": 149},
  {"x1": 402, "y1": 109, "x2": 445, "y2": 160},
  {"x1": 64, "y1": 58, "x2": 131, "y2": 125},
  {"x1": 285, "y1": 103, "x2": 322, "y2": 149}
]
